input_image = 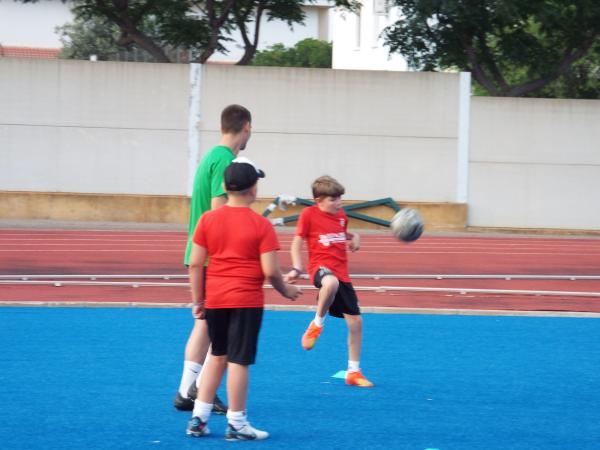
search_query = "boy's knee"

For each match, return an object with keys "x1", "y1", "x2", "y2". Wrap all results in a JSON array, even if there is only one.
[
  {"x1": 212, "y1": 355, "x2": 228, "y2": 366},
  {"x1": 320, "y1": 275, "x2": 339, "y2": 293},
  {"x1": 345, "y1": 314, "x2": 362, "y2": 329}
]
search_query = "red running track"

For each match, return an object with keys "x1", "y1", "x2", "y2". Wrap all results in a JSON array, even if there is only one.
[{"x1": 1, "y1": 228, "x2": 600, "y2": 314}]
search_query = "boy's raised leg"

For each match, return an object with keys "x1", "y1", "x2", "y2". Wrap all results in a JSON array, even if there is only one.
[{"x1": 302, "y1": 274, "x2": 338, "y2": 350}]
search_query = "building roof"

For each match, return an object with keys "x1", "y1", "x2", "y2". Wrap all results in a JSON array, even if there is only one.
[{"x1": 0, "y1": 45, "x2": 60, "y2": 59}]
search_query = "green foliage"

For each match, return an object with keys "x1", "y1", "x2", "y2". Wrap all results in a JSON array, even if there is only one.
[
  {"x1": 252, "y1": 38, "x2": 332, "y2": 68},
  {"x1": 56, "y1": 15, "x2": 169, "y2": 61},
  {"x1": 56, "y1": 15, "x2": 120, "y2": 61},
  {"x1": 535, "y1": 44, "x2": 600, "y2": 98},
  {"x1": 384, "y1": 0, "x2": 600, "y2": 98}
]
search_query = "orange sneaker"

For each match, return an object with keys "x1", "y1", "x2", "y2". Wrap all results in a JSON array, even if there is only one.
[
  {"x1": 301, "y1": 321, "x2": 323, "y2": 350},
  {"x1": 345, "y1": 370, "x2": 374, "y2": 387}
]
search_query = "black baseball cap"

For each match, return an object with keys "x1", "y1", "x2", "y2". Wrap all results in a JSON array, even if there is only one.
[{"x1": 224, "y1": 157, "x2": 266, "y2": 191}]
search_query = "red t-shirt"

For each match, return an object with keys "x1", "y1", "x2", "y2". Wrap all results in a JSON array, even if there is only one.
[
  {"x1": 296, "y1": 205, "x2": 351, "y2": 283},
  {"x1": 193, "y1": 205, "x2": 280, "y2": 308}
]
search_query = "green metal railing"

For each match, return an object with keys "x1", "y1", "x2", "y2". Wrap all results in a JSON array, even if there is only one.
[{"x1": 262, "y1": 195, "x2": 400, "y2": 227}]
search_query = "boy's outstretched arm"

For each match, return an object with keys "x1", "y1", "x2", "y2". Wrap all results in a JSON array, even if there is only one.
[
  {"x1": 283, "y1": 235, "x2": 304, "y2": 282},
  {"x1": 261, "y1": 251, "x2": 302, "y2": 301},
  {"x1": 189, "y1": 243, "x2": 207, "y2": 319}
]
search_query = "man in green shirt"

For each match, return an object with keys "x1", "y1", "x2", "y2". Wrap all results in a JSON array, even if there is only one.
[{"x1": 175, "y1": 104, "x2": 253, "y2": 412}]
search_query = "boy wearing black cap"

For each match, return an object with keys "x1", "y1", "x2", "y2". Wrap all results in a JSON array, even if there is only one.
[{"x1": 186, "y1": 158, "x2": 301, "y2": 441}]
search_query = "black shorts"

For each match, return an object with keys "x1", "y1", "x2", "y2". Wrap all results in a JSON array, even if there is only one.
[
  {"x1": 313, "y1": 266, "x2": 361, "y2": 318},
  {"x1": 205, "y1": 307, "x2": 263, "y2": 365}
]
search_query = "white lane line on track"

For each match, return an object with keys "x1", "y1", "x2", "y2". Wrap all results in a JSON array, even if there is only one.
[
  {"x1": 0, "y1": 301, "x2": 597, "y2": 317},
  {"x1": 2, "y1": 280, "x2": 599, "y2": 297},
  {"x1": 2, "y1": 274, "x2": 600, "y2": 280},
  {"x1": 2, "y1": 250, "x2": 600, "y2": 256},
  {"x1": 4, "y1": 240, "x2": 599, "y2": 250},
  {"x1": 0, "y1": 239, "x2": 184, "y2": 243},
  {"x1": 2, "y1": 241, "x2": 599, "y2": 253},
  {"x1": 0, "y1": 243, "x2": 183, "y2": 246},
  {"x1": 1, "y1": 233, "x2": 597, "y2": 242},
  {"x1": 0, "y1": 234, "x2": 187, "y2": 239}
]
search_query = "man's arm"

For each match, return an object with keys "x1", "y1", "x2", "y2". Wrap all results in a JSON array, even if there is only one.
[
  {"x1": 189, "y1": 243, "x2": 208, "y2": 318},
  {"x1": 261, "y1": 251, "x2": 301, "y2": 300}
]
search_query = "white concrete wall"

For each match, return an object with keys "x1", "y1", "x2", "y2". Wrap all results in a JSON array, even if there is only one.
[
  {"x1": 197, "y1": 64, "x2": 460, "y2": 201},
  {"x1": 469, "y1": 97, "x2": 600, "y2": 230},
  {"x1": 4, "y1": 58, "x2": 599, "y2": 230},
  {"x1": 0, "y1": 59, "x2": 461, "y2": 203},
  {"x1": 0, "y1": 58, "x2": 189, "y2": 195}
]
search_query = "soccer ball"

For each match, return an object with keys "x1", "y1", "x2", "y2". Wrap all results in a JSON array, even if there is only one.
[{"x1": 390, "y1": 208, "x2": 424, "y2": 242}]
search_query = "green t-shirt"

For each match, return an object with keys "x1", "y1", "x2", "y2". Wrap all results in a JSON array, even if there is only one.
[{"x1": 184, "y1": 145, "x2": 235, "y2": 265}]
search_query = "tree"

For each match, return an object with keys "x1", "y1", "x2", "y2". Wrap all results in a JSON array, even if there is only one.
[
  {"x1": 56, "y1": 14, "x2": 122, "y2": 61},
  {"x1": 22, "y1": 0, "x2": 360, "y2": 65},
  {"x1": 234, "y1": 0, "x2": 305, "y2": 65},
  {"x1": 64, "y1": 0, "x2": 232, "y2": 63},
  {"x1": 252, "y1": 38, "x2": 332, "y2": 68},
  {"x1": 383, "y1": 0, "x2": 600, "y2": 98},
  {"x1": 56, "y1": 13, "x2": 170, "y2": 61},
  {"x1": 535, "y1": 42, "x2": 600, "y2": 98}
]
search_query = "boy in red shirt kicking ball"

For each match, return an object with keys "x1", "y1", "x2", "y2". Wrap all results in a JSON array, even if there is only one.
[
  {"x1": 284, "y1": 175, "x2": 374, "y2": 388},
  {"x1": 186, "y1": 157, "x2": 301, "y2": 440}
]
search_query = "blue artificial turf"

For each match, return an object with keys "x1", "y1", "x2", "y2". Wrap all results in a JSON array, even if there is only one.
[{"x1": 0, "y1": 307, "x2": 599, "y2": 449}]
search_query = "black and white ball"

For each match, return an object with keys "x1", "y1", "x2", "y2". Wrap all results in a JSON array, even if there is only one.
[{"x1": 390, "y1": 208, "x2": 424, "y2": 242}]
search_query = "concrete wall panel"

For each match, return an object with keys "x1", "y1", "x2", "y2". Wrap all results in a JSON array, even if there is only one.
[
  {"x1": 1, "y1": 125, "x2": 187, "y2": 195},
  {"x1": 470, "y1": 97, "x2": 600, "y2": 229},
  {"x1": 198, "y1": 65, "x2": 460, "y2": 201},
  {"x1": 469, "y1": 162, "x2": 600, "y2": 229},
  {"x1": 471, "y1": 97, "x2": 600, "y2": 164},
  {"x1": 200, "y1": 65, "x2": 459, "y2": 138},
  {"x1": 230, "y1": 132, "x2": 458, "y2": 201}
]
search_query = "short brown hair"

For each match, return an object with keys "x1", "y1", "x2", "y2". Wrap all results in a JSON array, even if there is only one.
[
  {"x1": 221, "y1": 104, "x2": 252, "y2": 134},
  {"x1": 312, "y1": 175, "x2": 345, "y2": 199}
]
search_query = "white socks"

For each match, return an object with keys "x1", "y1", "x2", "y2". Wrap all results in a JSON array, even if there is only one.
[
  {"x1": 193, "y1": 400, "x2": 213, "y2": 422},
  {"x1": 348, "y1": 360, "x2": 360, "y2": 373},
  {"x1": 313, "y1": 313, "x2": 325, "y2": 327},
  {"x1": 179, "y1": 360, "x2": 202, "y2": 397},
  {"x1": 227, "y1": 410, "x2": 248, "y2": 429}
]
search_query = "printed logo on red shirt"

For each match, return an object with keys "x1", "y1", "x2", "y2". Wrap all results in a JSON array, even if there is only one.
[{"x1": 318, "y1": 232, "x2": 346, "y2": 247}]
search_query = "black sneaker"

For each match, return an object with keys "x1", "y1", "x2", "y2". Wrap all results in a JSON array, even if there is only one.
[
  {"x1": 186, "y1": 416, "x2": 210, "y2": 437},
  {"x1": 212, "y1": 394, "x2": 228, "y2": 415},
  {"x1": 173, "y1": 392, "x2": 194, "y2": 411},
  {"x1": 187, "y1": 382, "x2": 197, "y2": 400},
  {"x1": 187, "y1": 383, "x2": 228, "y2": 415}
]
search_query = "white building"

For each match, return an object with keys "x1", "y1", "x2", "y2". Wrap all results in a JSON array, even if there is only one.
[
  {"x1": 0, "y1": 0, "x2": 72, "y2": 48},
  {"x1": 0, "y1": 0, "x2": 406, "y2": 70},
  {"x1": 331, "y1": 0, "x2": 407, "y2": 71}
]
